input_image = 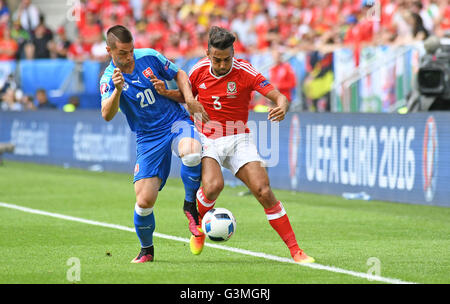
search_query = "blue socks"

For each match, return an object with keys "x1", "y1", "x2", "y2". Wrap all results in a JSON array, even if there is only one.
[
  {"x1": 133, "y1": 161, "x2": 200, "y2": 249},
  {"x1": 134, "y1": 203, "x2": 155, "y2": 248},
  {"x1": 180, "y1": 163, "x2": 201, "y2": 202}
]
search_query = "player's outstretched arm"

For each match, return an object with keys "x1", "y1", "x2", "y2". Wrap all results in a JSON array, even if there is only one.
[
  {"x1": 265, "y1": 89, "x2": 290, "y2": 122},
  {"x1": 101, "y1": 68, "x2": 124, "y2": 121}
]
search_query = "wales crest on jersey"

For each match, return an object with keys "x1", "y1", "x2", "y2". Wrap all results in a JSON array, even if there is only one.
[{"x1": 227, "y1": 81, "x2": 237, "y2": 97}]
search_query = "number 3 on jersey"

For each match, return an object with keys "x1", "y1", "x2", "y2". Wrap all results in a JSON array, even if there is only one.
[
  {"x1": 137, "y1": 89, "x2": 156, "y2": 108},
  {"x1": 212, "y1": 96, "x2": 221, "y2": 110}
]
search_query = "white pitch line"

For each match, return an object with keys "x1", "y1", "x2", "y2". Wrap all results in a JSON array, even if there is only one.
[{"x1": 0, "y1": 202, "x2": 417, "y2": 284}]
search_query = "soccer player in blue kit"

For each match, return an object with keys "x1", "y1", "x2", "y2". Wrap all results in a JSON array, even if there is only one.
[{"x1": 100, "y1": 25, "x2": 209, "y2": 263}]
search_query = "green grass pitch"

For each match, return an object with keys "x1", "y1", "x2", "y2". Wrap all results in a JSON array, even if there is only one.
[{"x1": 0, "y1": 161, "x2": 448, "y2": 284}]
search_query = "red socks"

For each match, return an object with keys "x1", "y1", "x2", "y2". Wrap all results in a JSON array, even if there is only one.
[
  {"x1": 264, "y1": 201, "x2": 300, "y2": 257},
  {"x1": 197, "y1": 188, "x2": 300, "y2": 257},
  {"x1": 196, "y1": 187, "x2": 216, "y2": 218}
]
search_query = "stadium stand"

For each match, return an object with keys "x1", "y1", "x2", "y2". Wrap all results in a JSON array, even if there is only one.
[{"x1": 0, "y1": 0, "x2": 449, "y2": 112}]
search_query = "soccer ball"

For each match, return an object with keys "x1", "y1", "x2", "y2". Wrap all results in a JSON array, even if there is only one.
[{"x1": 201, "y1": 208, "x2": 236, "y2": 242}]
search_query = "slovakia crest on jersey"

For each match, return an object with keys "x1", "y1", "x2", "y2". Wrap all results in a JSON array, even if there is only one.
[
  {"x1": 142, "y1": 67, "x2": 154, "y2": 78},
  {"x1": 227, "y1": 81, "x2": 237, "y2": 95}
]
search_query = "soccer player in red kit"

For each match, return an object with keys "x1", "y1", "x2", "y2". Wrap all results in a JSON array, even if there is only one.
[
  {"x1": 190, "y1": 26, "x2": 314, "y2": 263},
  {"x1": 153, "y1": 26, "x2": 314, "y2": 263}
]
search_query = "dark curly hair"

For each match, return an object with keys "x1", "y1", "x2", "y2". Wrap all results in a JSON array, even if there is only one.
[{"x1": 208, "y1": 26, "x2": 235, "y2": 51}]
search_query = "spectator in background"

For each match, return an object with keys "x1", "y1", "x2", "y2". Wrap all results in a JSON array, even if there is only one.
[
  {"x1": 2, "y1": 0, "x2": 448, "y2": 113},
  {"x1": 269, "y1": 48, "x2": 296, "y2": 102},
  {"x1": 63, "y1": 96, "x2": 80, "y2": 112},
  {"x1": 343, "y1": 14, "x2": 364, "y2": 66},
  {"x1": 99, "y1": 11, "x2": 118, "y2": 33},
  {"x1": 0, "y1": 86, "x2": 36, "y2": 111},
  {"x1": 426, "y1": 0, "x2": 442, "y2": 30},
  {"x1": 49, "y1": 26, "x2": 71, "y2": 59},
  {"x1": 179, "y1": 11, "x2": 203, "y2": 55},
  {"x1": 178, "y1": 0, "x2": 199, "y2": 21},
  {"x1": 250, "y1": 47, "x2": 297, "y2": 112},
  {"x1": 10, "y1": 19, "x2": 31, "y2": 59},
  {"x1": 0, "y1": 74, "x2": 32, "y2": 111},
  {"x1": 392, "y1": 1, "x2": 414, "y2": 44},
  {"x1": 133, "y1": 20, "x2": 152, "y2": 49},
  {"x1": 100, "y1": 0, "x2": 133, "y2": 27},
  {"x1": 68, "y1": 36, "x2": 91, "y2": 61},
  {"x1": 129, "y1": 0, "x2": 143, "y2": 21},
  {"x1": 179, "y1": 30, "x2": 201, "y2": 57},
  {"x1": 231, "y1": 31, "x2": 247, "y2": 56},
  {"x1": 253, "y1": 9, "x2": 271, "y2": 51},
  {"x1": 35, "y1": 89, "x2": 56, "y2": 109},
  {"x1": 19, "y1": 94, "x2": 36, "y2": 110},
  {"x1": 434, "y1": 0, "x2": 450, "y2": 36},
  {"x1": 163, "y1": 32, "x2": 182, "y2": 61},
  {"x1": 0, "y1": 0, "x2": 10, "y2": 26},
  {"x1": 230, "y1": 7, "x2": 257, "y2": 50},
  {"x1": 13, "y1": 0, "x2": 40, "y2": 35},
  {"x1": 145, "y1": 11, "x2": 168, "y2": 52},
  {"x1": 0, "y1": 74, "x2": 18, "y2": 111},
  {"x1": 0, "y1": 74, "x2": 17, "y2": 95},
  {"x1": 0, "y1": 27, "x2": 18, "y2": 61},
  {"x1": 79, "y1": 9, "x2": 102, "y2": 48},
  {"x1": 408, "y1": 9, "x2": 429, "y2": 40},
  {"x1": 413, "y1": 1, "x2": 435, "y2": 34},
  {"x1": 0, "y1": 88, "x2": 22, "y2": 111},
  {"x1": 90, "y1": 34, "x2": 109, "y2": 62},
  {"x1": 30, "y1": 14, "x2": 53, "y2": 59},
  {"x1": 302, "y1": 51, "x2": 334, "y2": 112}
]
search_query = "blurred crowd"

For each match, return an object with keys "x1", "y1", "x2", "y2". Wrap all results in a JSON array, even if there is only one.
[
  {"x1": 0, "y1": 0, "x2": 449, "y2": 62},
  {"x1": 0, "y1": 0, "x2": 449, "y2": 112}
]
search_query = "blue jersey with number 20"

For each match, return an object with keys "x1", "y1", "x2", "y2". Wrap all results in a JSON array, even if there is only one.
[{"x1": 100, "y1": 48, "x2": 189, "y2": 134}]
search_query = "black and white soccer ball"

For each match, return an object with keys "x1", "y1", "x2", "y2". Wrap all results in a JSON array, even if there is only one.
[{"x1": 201, "y1": 208, "x2": 236, "y2": 242}]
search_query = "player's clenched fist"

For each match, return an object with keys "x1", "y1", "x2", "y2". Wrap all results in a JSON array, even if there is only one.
[{"x1": 112, "y1": 68, "x2": 125, "y2": 91}]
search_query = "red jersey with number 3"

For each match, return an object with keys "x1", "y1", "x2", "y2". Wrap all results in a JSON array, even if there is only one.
[{"x1": 189, "y1": 57, "x2": 275, "y2": 139}]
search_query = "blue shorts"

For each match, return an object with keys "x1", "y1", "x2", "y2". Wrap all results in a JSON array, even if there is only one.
[{"x1": 133, "y1": 118, "x2": 200, "y2": 190}]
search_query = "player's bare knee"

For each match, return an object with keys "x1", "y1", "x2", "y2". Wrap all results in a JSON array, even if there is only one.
[
  {"x1": 253, "y1": 184, "x2": 273, "y2": 203},
  {"x1": 178, "y1": 138, "x2": 202, "y2": 158},
  {"x1": 204, "y1": 179, "x2": 224, "y2": 199},
  {"x1": 136, "y1": 192, "x2": 157, "y2": 209},
  {"x1": 136, "y1": 198, "x2": 155, "y2": 209}
]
